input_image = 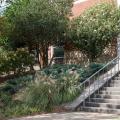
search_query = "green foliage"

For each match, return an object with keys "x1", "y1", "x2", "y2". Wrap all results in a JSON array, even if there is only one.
[
  {"x1": 71, "y1": 3, "x2": 120, "y2": 61},
  {"x1": 0, "y1": 75, "x2": 33, "y2": 94},
  {"x1": 24, "y1": 73, "x2": 81, "y2": 111},
  {"x1": 1, "y1": 102, "x2": 40, "y2": 118},
  {"x1": 80, "y1": 63, "x2": 105, "y2": 82},
  {"x1": 0, "y1": 63, "x2": 105, "y2": 118},
  {"x1": 89, "y1": 63, "x2": 105, "y2": 73},
  {"x1": 41, "y1": 63, "x2": 104, "y2": 81},
  {"x1": 0, "y1": 92, "x2": 12, "y2": 105},
  {"x1": 24, "y1": 75, "x2": 58, "y2": 111},
  {"x1": 57, "y1": 73, "x2": 81, "y2": 103},
  {"x1": 0, "y1": 75, "x2": 34, "y2": 118},
  {"x1": 0, "y1": 17, "x2": 6, "y2": 37},
  {"x1": 0, "y1": 49, "x2": 34, "y2": 75},
  {"x1": 0, "y1": 37, "x2": 9, "y2": 48},
  {"x1": 41, "y1": 64, "x2": 81, "y2": 79},
  {"x1": 5, "y1": 0, "x2": 73, "y2": 68}
]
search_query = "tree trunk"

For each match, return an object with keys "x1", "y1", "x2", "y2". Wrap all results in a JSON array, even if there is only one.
[
  {"x1": 39, "y1": 46, "x2": 48, "y2": 68},
  {"x1": 36, "y1": 44, "x2": 41, "y2": 69},
  {"x1": 28, "y1": 44, "x2": 34, "y2": 71}
]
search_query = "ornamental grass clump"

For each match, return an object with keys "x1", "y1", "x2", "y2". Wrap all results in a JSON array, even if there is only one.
[
  {"x1": 23, "y1": 72, "x2": 81, "y2": 111},
  {"x1": 23, "y1": 74, "x2": 59, "y2": 111}
]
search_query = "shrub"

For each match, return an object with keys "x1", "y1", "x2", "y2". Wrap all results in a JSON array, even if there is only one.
[
  {"x1": 0, "y1": 75, "x2": 35, "y2": 118},
  {"x1": 23, "y1": 75, "x2": 58, "y2": 111},
  {"x1": 71, "y1": 3, "x2": 120, "y2": 62},
  {"x1": 57, "y1": 73, "x2": 81, "y2": 103},
  {"x1": 41, "y1": 64, "x2": 81, "y2": 79},
  {"x1": 0, "y1": 75, "x2": 33, "y2": 94},
  {"x1": 41, "y1": 63, "x2": 104, "y2": 82},
  {"x1": 88, "y1": 63, "x2": 105, "y2": 74},
  {"x1": 0, "y1": 92, "x2": 12, "y2": 106},
  {"x1": 2, "y1": 103, "x2": 40, "y2": 118},
  {"x1": 0, "y1": 49, "x2": 34, "y2": 75},
  {"x1": 23, "y1": 73, "x2": 81, "y2": 111},
  {"x1": 78, "y1": 63, "x2": 105, "y2": 82}
]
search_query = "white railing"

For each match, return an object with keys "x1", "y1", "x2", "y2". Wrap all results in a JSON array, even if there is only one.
[
  {"x1": 79, "y1": 56, "x2": 120, "y2": 108},
  {"x1": 65, "y1": 56, "x2": 120, "y2": 110}
]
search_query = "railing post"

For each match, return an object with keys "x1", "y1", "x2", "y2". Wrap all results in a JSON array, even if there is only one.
[
  {"x1": 83, "y1": 83, "x2": 85, "y2": 107},
  {"x1": 89, "y1": 80, "x2": 90, "y2": 102},
  {"x1": 93, "y1": 76, "x2": 95, "y2": 97},
  {"x1": 107, "y1": 65, "x2": 109, "y2": 87},
  {"x1": 118, "y1": 56, "x2": 120, "y2": 72},
  {"x1": 98, "y1": 73, "x2": 100, "y2": 94}
]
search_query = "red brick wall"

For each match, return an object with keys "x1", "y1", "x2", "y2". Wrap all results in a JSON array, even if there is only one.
[{"x1": 71, "y1": 0, "x2": 116, "y2": 18}]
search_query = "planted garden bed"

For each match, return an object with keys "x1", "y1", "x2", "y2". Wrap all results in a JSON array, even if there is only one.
[{"x1": 0, "y1": 63, "x2": 105, "y2": 118}]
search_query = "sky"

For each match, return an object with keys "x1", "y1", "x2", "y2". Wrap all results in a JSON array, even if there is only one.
[{"x1": 0, "y1": 1, "x2": 6, "y2": 13}]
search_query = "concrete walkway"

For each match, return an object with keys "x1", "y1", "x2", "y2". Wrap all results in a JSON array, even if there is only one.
[{"x1": 11, "y1": 112, "x2": 120, "y2": 120}]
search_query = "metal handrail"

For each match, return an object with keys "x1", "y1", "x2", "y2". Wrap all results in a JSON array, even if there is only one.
[
  {"x1": 81, "y1": 56, "x2": 119, "y2": 86},
  {"x1": 78, "y1": 55, "x2": 120, "y2": 109}
]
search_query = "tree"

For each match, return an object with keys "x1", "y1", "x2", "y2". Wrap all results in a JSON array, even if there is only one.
[
  {"x1": 0, "y1": 17, "x2": 4, "y2": 36},
  {"x1": 5, "y1": 0, "x2": 73, "y2": 68},
  {"x1": 71, "y1": 3, "x2": 120, "y2": 62}
]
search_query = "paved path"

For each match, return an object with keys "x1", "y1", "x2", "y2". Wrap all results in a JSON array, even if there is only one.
[{"x1": 11, "y1": 112, "x2": 120, "y2": 120}]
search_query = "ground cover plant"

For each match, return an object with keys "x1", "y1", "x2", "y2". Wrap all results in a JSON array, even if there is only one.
[{"x1": 0, "y1": 63, "x2": 105, "y2": 118}]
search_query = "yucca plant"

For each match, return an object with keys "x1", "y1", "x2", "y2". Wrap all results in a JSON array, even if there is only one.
[{"x1": 57, "y1": 73, "x2": 81, "y2": 103}]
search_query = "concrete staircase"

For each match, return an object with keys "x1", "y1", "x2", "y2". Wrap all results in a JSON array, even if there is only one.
[{"x1": 80, "y1": 75, "x2": 120, "y2": 114}]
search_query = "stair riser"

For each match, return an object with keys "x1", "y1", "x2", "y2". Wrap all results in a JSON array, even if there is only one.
[
  {"x1": 90, "y1": 98, "x2": 120, "y2": 103},
  {"x1": 80, "y1": 107, "x2": 120, "y2": 114},
  {"x1": 100, "y1": 91, "x2": 120, "y2": 95},
  {"x1": 114, "y1": 77, "x2": 120, "y2": 80},
  {"x1": 110, "y1": 80, "x2": 120, "y2": 83},
  {"x1": 109, "y1": 83, "x2": 120, "y2": 87},
  {"x1": 79, "y1": 73, "x2": 120, "y2": 114},
  {"x1": 103, "y1": 87, "x2": 120, "y2": 91},
  {"x1": 95, "y1": 94, "x2": 120, "y2": 99},
  {"x1": 85, "y1": 102, "x2": 120, "y2": 109}
]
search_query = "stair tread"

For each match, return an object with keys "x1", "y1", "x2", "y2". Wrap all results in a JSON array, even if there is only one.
[
  {"x1": 81, "y1": 106, "x2": 120, "y2": 110},
  {"x1": 95, "y1": 94, "x2": 120, "y2": 97},
  {"x1": 80, "y1": 106, "x2": 120, "y2": 113},
  {"x1": 86, "y1": 102, "x2": 120, "y2": 105},
  {"x1": 90, "y1": 97, "x2": 120, "y2": 103},
  {"x1": 91, "y1": 97, "x2": 120, "y2": 100},
  {"x1": 79, "y1": 73, "x2": 120, "y2": 114},
  {"x1": 100, "y1": 91, "x2": 120, "y2": 93},
  {"x1": 95, "y1": 94, "x2": 120, "y2": 96},
  {"x1": 104, "y1": 86, "x2": 120, "y2": 88}
]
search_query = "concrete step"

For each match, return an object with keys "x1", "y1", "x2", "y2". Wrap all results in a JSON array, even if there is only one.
[
  {"x1": 104, "y1": 80, "x2": 120, "y2": 87},
  {"x1": 110, "y1": 80, "x2": 120, "y2": 84},
  {"x1": 110, "y1": 81, "x2": 120, "y2": 84},
  {"x1": 90, "y1": 98, "x2": 120, "y2": 103},
  {"x1": 100, "y1": 90, "x2": 120, "y2": 95},
  {"x1": 103, "y1": 87, "x2": 120, "y2": 91},
  {"x1": 114, "y1": 77, "x2": 120, "y2": 80},
  {"x1": 79, "y1": 73, "x2": 120, "y2": 114},
  {"x1": 85, "y1": 102, "x2": 120, "y2": 109},
  {"x1": 109, "y1": 83, "x2": 120, "y2": 87},
  {"x1": 95, "y1": 94, "x2": 120, "y2": 99},
  {"x1": 80, "y1": 106, "x2": 120, "y2": 114}
]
